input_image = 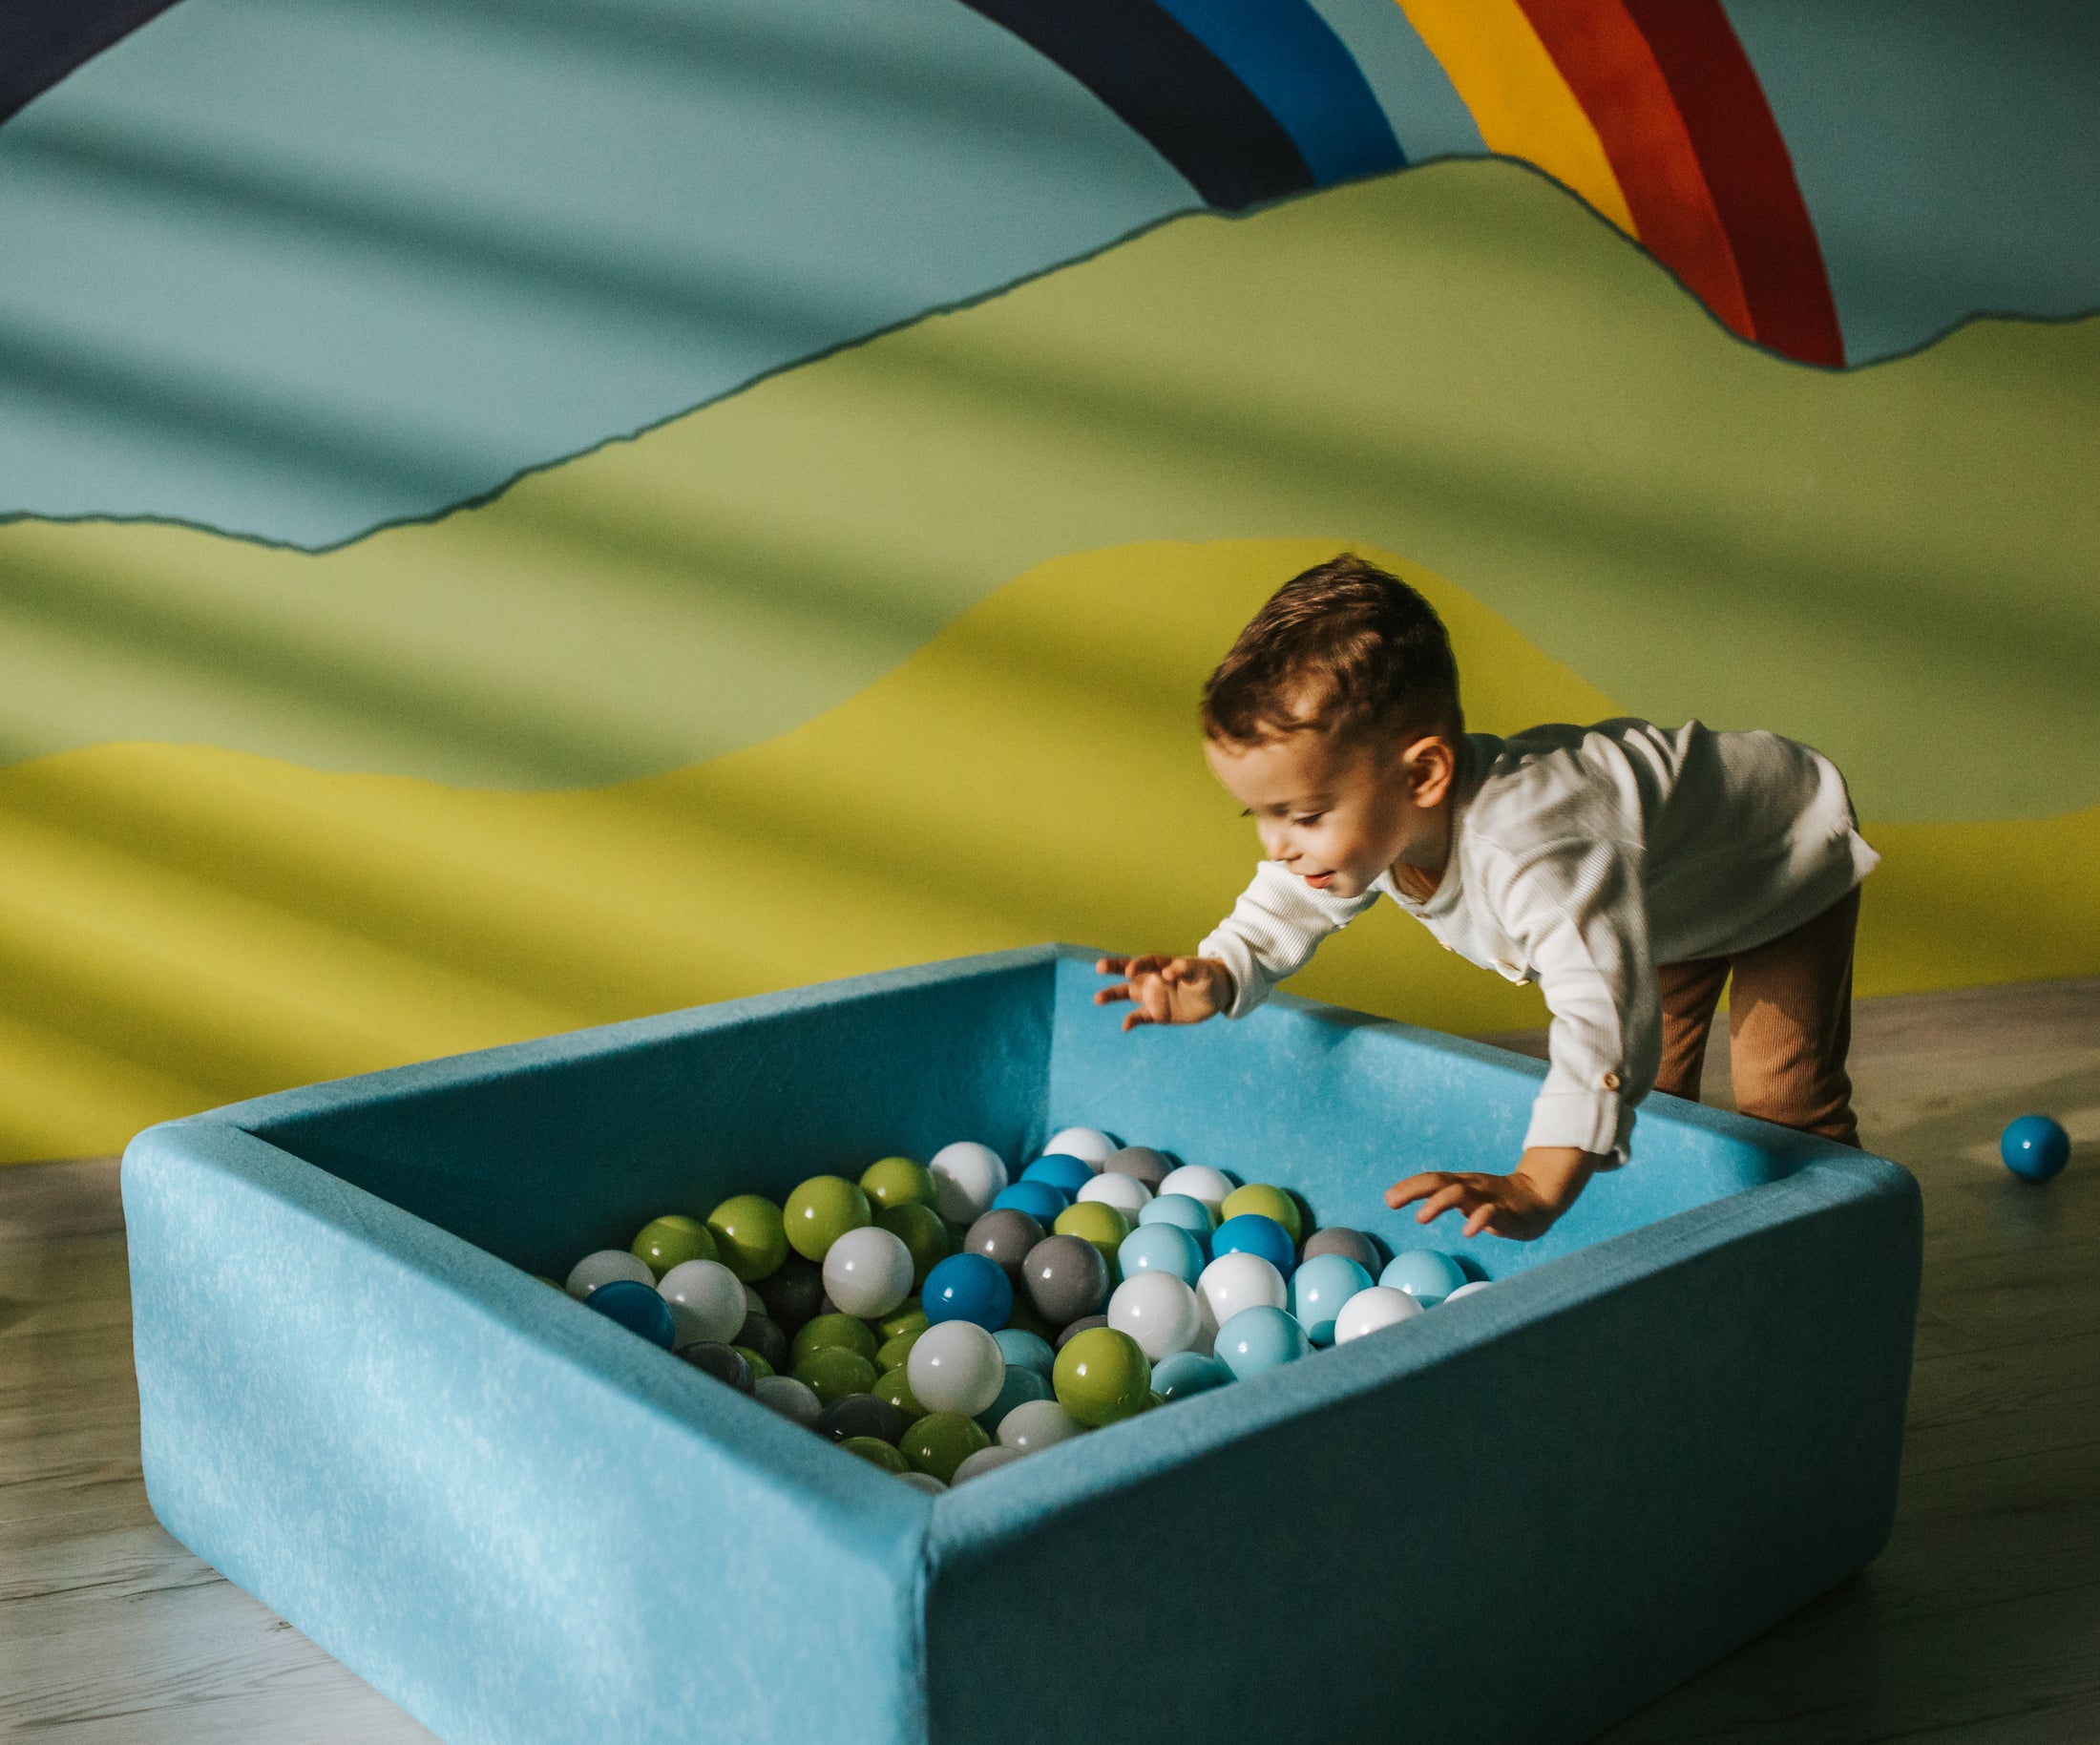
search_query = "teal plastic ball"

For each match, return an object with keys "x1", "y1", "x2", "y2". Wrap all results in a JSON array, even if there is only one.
[
  {"x1": 1380, "y1": 1249, "x2": 1468, "y2": 1307},
  {"x1": 2001, "y1": 1114, "x2": 2070, "y2": 1182},
  {"x1": 1288, "y1": 1253, "x2": 1374, "y2": 1345},
  {"x1": 1116, "y1": 1221, "x2": 1205, "y2": 1288},
  {"x1": 1214, "y1": 1305, "x2": 1309, "y2": 1379},
  {"x1": 1151, "y1": 1349, "x2": 1233, "y2": 1401}
]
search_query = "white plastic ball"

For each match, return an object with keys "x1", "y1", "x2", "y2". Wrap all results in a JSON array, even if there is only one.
[
  {"x1": 997, "y1": 1398, "x2": 1086, "y2": 1453},
  {"x1": 1443, "y1": 1280, "x2": 1492, "y2": 1304},
  {"x1": 952, "y1": 1445, "x2": 1025, "y2": 1483},
  {"x1": 897, "y1": 1470, "x2": 948, "y2": 1495},
  {"x1": 1158, "y1": 1165, "x2": 1235, "y2": 1216},
  {"x1": 929, "y1": 1141, "x2": 1009, "y2": 1224},
  {"x1": 1333, "y1": 1286, "x2": 1423, "y2": 1345},
  {"x1": 1196, "y1": 1251, "x2": 1287, "y2": 1327},
  {"x1": 656, "y1": 1257, "x2": 747, "y2": 1345},
  {"x1": 742, "y1": 1283, "x2": 767, "y2": 1318},
  {"x1": 1108, "y1": 1270, "x2": 1203, "y2": 1361},
  {"x1": 1043, "y1": 1126, "x2": 1117, "y2": 1168},
  {"x1": 1077, "y1": 1171, "x2": 1153, "y2": 1218},
  {"x1": 752, "y1": 1374, "x2": 822, "y2": 1426},
  {"x1": 908, "y1": 1319, "x2": 1006, "y2": 1417},
  {"x1": 821, "y1": 1226, "x2": 915, "y2": 1319},
  {"x1": 565, "y1": 1249, "x2": 655, "y2": 1300}
]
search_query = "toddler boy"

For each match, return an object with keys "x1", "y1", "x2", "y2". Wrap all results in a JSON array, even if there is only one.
[{"x1": 1096, "y1": 555, "x2": 1878, "y2": 1240}]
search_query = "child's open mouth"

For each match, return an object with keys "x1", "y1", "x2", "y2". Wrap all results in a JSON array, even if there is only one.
[{"x1": 1303, "y1": 872, "x2": 1334, "y2": 889}]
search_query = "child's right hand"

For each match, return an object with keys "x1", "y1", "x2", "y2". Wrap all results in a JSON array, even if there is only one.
[{"x1": 1093, "y1": 956, "x2": 1233, "y2": 1032}]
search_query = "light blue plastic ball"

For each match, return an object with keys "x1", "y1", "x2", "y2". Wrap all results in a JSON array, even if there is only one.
[
  {"x1": 1380, "y1": 1249, "x2": 1468, "y2": 1307},
  {"x1": 1289, "y1": 1253, "x2": 1375, "y2": 1346},
  {"x1": 975, "y1": 1362, "x2": 1052, "y2": 1433},
  {"x1": 1021, "y1": 1153, "x2": 1096, "y2": 1197},
  {"x1": 2001, "y1": 1114, "x2": 2070, "y2": 1183},
  {"x1": 1116, "y1": 1222, "x2": 1206, "y2": 1288},
  {"x1": 1214, "y1": 1305, "x2": 1310, "y2": 1379},
  {"x1": 1211, "y1": 1212, "x2": 1297, "y2": 1279},
  {"x1": 1139, "y1": 1193, "x2": 1216, "y2": 1244},
  {"x1": 921, "y1": 1252, "x2": 1015, "y2": 1331},
  {"x1": 1151, "y1": 1349, "x2": 1234, "y2": 1402},
  {"x1": 994, "y1": 1327, "x2": 1057, "y2": 1380},
  {"x1": 993, "y1": 1180, "x2": 1070, "y2": 1225}
]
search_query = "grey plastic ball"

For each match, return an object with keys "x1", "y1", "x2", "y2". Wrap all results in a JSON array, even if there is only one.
[
  {"x1": 1020, "y1": 1233, "x2": 1109, "y2": 1326},
  {"x1": 1105, "y1": 1146, "x2": 1173, "y2": 1190},
  {"x1": 964, "y1": 1209, "x2": 1047, "y2": 1283},
  {"x1": 814, "y1": 1392, "x2": 910, "y2": 1446},
  {"x1": 1301, "y1": 1226, "x2": 1381, "y2": 1274},
  {"x1": 1054, "y1": 1314, "x2": 1109, "y2": 1351}
]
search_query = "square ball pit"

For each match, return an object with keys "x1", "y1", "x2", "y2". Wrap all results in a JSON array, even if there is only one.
[{"x1": 124, "y1": 944, "x2": 1921, "y2": 1745}]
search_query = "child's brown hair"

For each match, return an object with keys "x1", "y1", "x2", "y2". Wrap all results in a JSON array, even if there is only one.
[{"x1": 1200, "y1": 554, "x2": 1463, "y2": 748}]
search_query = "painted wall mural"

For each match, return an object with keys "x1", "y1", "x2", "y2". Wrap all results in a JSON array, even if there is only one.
[{"x1": 0, "y1": 1, "x2": 2092, "y2": 1159}]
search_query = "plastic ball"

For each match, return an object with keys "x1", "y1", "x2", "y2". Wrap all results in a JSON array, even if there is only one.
[
  {"x1": 1151, "y1": 1349, "x2": 1234, "y2": 1402},
  {"x1": 585, "y1": 1278, "x2": 678, "y2": 1347},
  {"x1": 783, "y1": 1176, "x2": 872, "y2": 1262},
  {"x1": 819, "y1": 1226, "x2": 914, "y2": 1319},
  {"x1": 1107, "y1": 1270, "x2": 1203, "y2": 1361},
  {"x1": 928, "y1": 1142, "x2": 1009, "y2": 1223},
  {"x1": 1220, "y1": 1184, "x2": 1303, "y2": 1244},
  {"x1": 789, "y1": 1311, "x2": 879, "y2": 1369},
  {"x1": 657, "y1": 1257, "x2": 748, "y2": 1346},
  {"x1": 997, "y1": 1397, "x2": 1087, "y2": 1452},
  {"x1": 1215, "y1": 1305, "x2": 1309, "y2": 1379},
  {"x1": 953, "y1": 1444, "x2": 1025, "y2": 1482},
  {"x1": 816, "y1": 1392, "x2": 910, "y2": 1445},
  {"x1": 752, "y1": 1374, "x2": 822, "y2": 1426},
  {"x1": 731, "y1": 1345, "x2": 774, "y2": 1380},
  {"x1": 908, "y1": 1319, "x2": 1007, "y2": 1416},
  {"x1": 1078, "y1": 1171, "x2": 1153, "y2": 1219},
  {"x1": 566, "y1": 1249, "x2": 655, "y2": 1299},
  {"x1": 1212, "y1": 1212, "x2": 1297, "y2": 1279},
  {"x1": 1140, "y1": 1193, "x2": 1217, "y2": 1242},
  {"x1": 1105, "y1": 1146, "x2": 1172, "y2": 1189},
  {"x1": 1117, "y1": 1221, "x2": 1206, "y2": 1288},
  {"x1": 994, "y1": 1327, "x2": 1057, "y2": 1380},
  {"x1": 675, "y1": 1339, "x2": 753, "y2": 1389},
  {"x1": 875, "y1": 1331, "x2": 920, "y2": 1373},
  {"x1": 1055, "y1": 1313, "x2": 1108, "y2": 1350},
  {"x1": 1289, "y1": 1253, "x2": 1375, "y2": 1345},
  {"x1": 1053, "y1": 1326, "x2": 1153, "y2": 1426},
  {"x1": 1197, "y1": 1251, "x2": 1288, "y2": 1327},
  {"x1": 992, "y1": 1180, "x2": 1069, "y2": 1225},
  {"x1": 859, "y1": 1155, "x2": 936, "y2": 1212},
  {"x1": 1301, "y1": 1226, "x2": 1380, "y2": 1273},
  {"x1": 1054, "y1": 1200, "x2": 1131, "y2": 1272},
  {"x1": 735, "y1": 1312, "x2": 789, "y2": 1374},
  {"x1": 1380, "y1": 1250, "x2": 1469, "y2": 1308},
  {"x1": 964, "y1": 1209, "x2": 1047, "y2": 1283},
  {"x1": 879, "y1": 1301, "x2": 929, "y2": 1340},
  {"x1": 1443, "y1": 1280, "x2": 1492, "y2": 1304},
  {"x1": 1156, "y1": 1165, "x2": 1235, "y2": 1217},
  {"x1": 900, "y1": 1411, "x2": 993, "y2": 1484},
  {"x1": 1022, "y1": 1154, "x2": 1097, "y2": 1198},
  {"x1": 921, "y1": 1251, "x2": 1016, "y2": 1331},
  {"x1": 706, "y1": 1194, "x2": 788, "y2": 1282},
  {"x1": 1043, "y1": 1126, "x2": 1117, "y2": 1167},
  {"x1": 896, "y1": 1470, "x2": 948, "y2": 1495},
  {"x1": 1020, "y1": 1233, "x2": 1110, "y2": 1325},
  {"x1": 753, "y1": 1253, "x2": 826, "y2": 1335},
  {"x1": 841, "y1": 1435, "x2": 911, "y2": 1475},
  {"x1": 875, "y1": 1204, "x2": 952, "y2": 1288},
  {"x1": 630, "y1": 1215, "x2": 717, "y2": 1278},
  {"x1": 872, "y1": 1365, "x2": 925, "y2": 1420},
  {"x1": 791, "y1": 1345, "x2": 879, "y2": 1404},
  {"x1": 1334, "y1": 1285, "x2": 1422, "y2": 1345},
  {"x1": 975, "y1": 1363, "x2": 1053, "y2": 1433},
  {"x1": 2002, "y1": 1114, "x2": 2071, "y2": 1182},
  {"x1": 741, "y1": 1283, "x2": 767, "y2": 1319}
]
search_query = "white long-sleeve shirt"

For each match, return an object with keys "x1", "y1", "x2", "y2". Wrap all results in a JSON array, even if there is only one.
[{"x1": 1197, "y1": 720, "x2": 1879, "y2": 1160}]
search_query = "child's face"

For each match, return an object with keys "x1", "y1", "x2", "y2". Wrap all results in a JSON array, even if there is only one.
[{"x1": 1204, "y1": 727, "x2": 1455, "y2": 898}]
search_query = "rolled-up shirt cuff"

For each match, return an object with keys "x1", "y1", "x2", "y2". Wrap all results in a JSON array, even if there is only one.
[
  {"x1": 1522, "y1": 1089, "x2": 1635, "y2": 1164},
  {"x1": 1195, "y1": 929, "x2": 1268, "y2": 1020}
]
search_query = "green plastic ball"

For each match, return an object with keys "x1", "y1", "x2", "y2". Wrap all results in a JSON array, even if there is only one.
[
  {"x1": 1221, "y1": 1184, "x2": 1304, "y2": 1245},
  {"x1": 877, "y1": 1204, "x2": 953, "y2": 1288},
  {"x1": 860, "y1": 1156, "x2": 937, "y2": 1212},
  {"x1": 900, "y1": 1411, "x2": 992, "y2": 1484},
  {"x1": 706, "y1": 1195, "x2": 788, "y2": 1281},
  {"x1": 733, "y1": 1345, "x2": 775, "y2": 1380},
  {"x1": 841, "y1": 1435, "x2": 911, "y2": 1475},
  {"x1": 1055, "y1": 1201, "x2": 1132, "y2": 1273},
  {"x1": 873, "y1": 1364, "x2": 926, "y2": 1420},
  {"x1": 875, "y1": 1330, "x2": 922, "y2": 1372},
  {"x1": 792, "y1": 1346, "x2": 879, "y2": 1405},
  {"x1": 784, "y1": 1176, "x2": 873, "y2": 1262},
  {"x1": 878, "y1": 1301, "x2": 930, "y2": 1341},
  {"x1": 790, "y1": 1312, "x2": 879, "y2": 1369},
  {"x1": 630, "y1": 1214, "x2": 717, "y2": 1278},
  {"x1": 1053, "y1": 1327, "x2": 1152, "y2": 1427}
]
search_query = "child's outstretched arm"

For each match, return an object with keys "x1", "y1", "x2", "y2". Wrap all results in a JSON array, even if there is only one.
[
  {"x1": 1384, "y1": 1146, "x2": 1606, "y2": 1241},
  {"x1": 1093, "y1": 956, "x2": 1234, "y2": 1031}
]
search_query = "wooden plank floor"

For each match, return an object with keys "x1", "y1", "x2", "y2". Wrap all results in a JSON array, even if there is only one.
[{"x1": 2, "y1": 979, "x2": 2095, "y2": 1742}]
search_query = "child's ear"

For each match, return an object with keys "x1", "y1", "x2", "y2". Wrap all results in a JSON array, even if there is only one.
[{"x1": 1406, "y1": 736, "x2": 1459, "y2": 807}]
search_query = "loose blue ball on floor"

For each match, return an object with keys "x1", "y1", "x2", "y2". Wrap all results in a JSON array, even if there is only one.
[
  {"x1": 583, "y1": 1278, "x2": 677, "y2": 1348},
  {"x1": 921, "y1": 1251, "x2": 1015, "y2": 1331},
  {"x1": 2001, "y1": 1114, "x2": 2070, "y2": 1182}
]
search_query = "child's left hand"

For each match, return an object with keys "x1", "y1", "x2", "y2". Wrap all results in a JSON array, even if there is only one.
[{"x1": 1384, "y1": 1146, "x2": 1604, "y2": 1241}]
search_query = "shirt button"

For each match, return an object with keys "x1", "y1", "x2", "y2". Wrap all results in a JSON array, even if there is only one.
[{"x1": 1601, "y1": 1071, "x2": 1622, "y2": 1092}]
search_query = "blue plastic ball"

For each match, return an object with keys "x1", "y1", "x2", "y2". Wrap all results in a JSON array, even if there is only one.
[
  {"x1": 975, "y1": 1362, "x2": 1053, "y2": 1433},
  {"x1": 1152, "y1": 1349, "x2": 1234, "y2": 1402},
  {"x1": 1380, "y1": 1249, "x2": 1468, "y2": 1307},
  {"x1": 2001, "y1": 1114, "x2": 2070, "y2": 1183},
  {"x1": 994, "y1": 1327, "x2": 1057, "y2": 1380},
  {"x1": 1214, "y1": 1305, "x2": 1310, "y2": 1379},
  {"x1": 1211, "y1": 1212, "x2": 1297, "y2": 1279},
  {"x1": 583, "y1": 1278, "x2": 677, "y2": 1348},
  {"x1": 1140, "y1": 1192, "x2": 1216, "y2": 1241},
  {"x1": 1289, "y1": 1253, "x2": 1375, "y2": 1346},
  {"x1": 1021, "y1": 1153, "x2": 1096, "y2": 1197},
  {"x1": 921, "y1": 1252, "x2": 1015, "y2": 1331},
  {"x1": 1116, "y1": 1222, "x2": 1206, "y2": 1288},
  {"x1": 993, "y1": 1180, "x2": 1069, "y2": 1225}
]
